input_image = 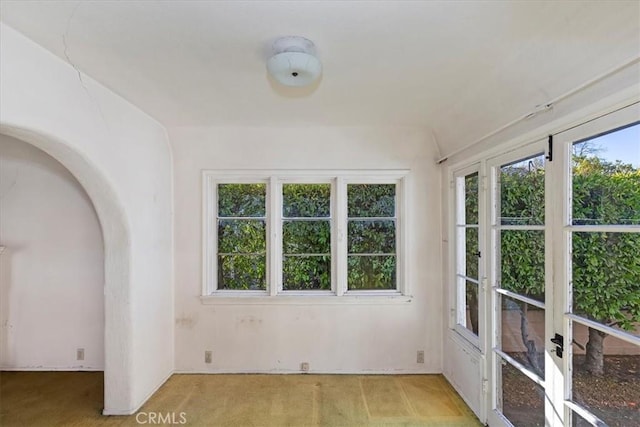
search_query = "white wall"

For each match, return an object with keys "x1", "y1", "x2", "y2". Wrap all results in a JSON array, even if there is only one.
[
  {"x1": 0, "y1": 23, "x2": 174, "y2": 414},
  {"x1": 170, "y1": 126, "x2": 442, "y2": 373},
  {"x1": 0, "y1": 134, "x2": 104, "y2": 369}
]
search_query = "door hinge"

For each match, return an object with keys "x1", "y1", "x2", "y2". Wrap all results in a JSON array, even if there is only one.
[{"x1": 482, "y1": 378, "x2": 488, "y2": 394}]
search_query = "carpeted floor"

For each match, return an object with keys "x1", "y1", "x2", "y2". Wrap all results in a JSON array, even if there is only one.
[{"x1": 0, "y1": 371, "x2": 482, "y2": 426}]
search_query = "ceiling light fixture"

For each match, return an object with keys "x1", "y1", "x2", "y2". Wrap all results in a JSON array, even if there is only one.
[{"x1": 267, "y1": 36, "x2": 322, "y2": 87}]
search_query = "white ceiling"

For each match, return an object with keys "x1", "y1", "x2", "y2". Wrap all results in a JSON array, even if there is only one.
[{"x1": 1, "y1": 1, "x2": 639, "y2": 155}]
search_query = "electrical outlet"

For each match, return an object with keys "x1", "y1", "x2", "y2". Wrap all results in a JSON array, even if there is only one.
[
  {"x1": 77, "y1": 348, "x2": 84, "y2": 361},
  {"x1": 300, "y1": 362, "x2": 309, "y2": 372},
  {"x1": 417, "y1": 350, "x2": 424, "y2": 364},
  {"x1": 205, "y1": 350, "x2": 212, "y2": 364}
]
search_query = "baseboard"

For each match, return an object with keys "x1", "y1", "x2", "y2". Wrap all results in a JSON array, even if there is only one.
[
  {"x1": 0, "y1": 367, "x2": 103, "y2": 371},
  {"x1": 173, "y1": 368, "x2": 442, "y2": 375}
]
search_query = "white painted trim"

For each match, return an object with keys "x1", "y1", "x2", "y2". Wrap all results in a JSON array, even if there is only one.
[
  {"x1": 173, "y1": 368, "x2": 436, "y2": 375},
  {"x1": 494, "y1": 288, "x2": 545, "y2": 310},
  {"x1": 200, "y1": 294, "x2": 411, "y2": 305},
  {"x1": 494, "y1": 349, "x2": 544, "y2": 387},
  {"x1": 564, "y1": 400, "x2": 607, "y2": 427},
  {"x1": 444, "y1": 88, "x2": 639, "y2": 169},
  {"x1": 0, "y1": 367, "x2": 103, "y2": 371},
  {"x1": 567, "y1": 314, "x2": 640, "y2": 346},
  {"x1": 568, "y1": 224, "x2": 640, "y2": 233},
  {"x1": 437, "y1": 55, "x2": 640, "y2": 163}
]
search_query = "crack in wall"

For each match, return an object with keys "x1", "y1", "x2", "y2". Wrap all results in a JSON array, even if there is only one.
[{"x1": 61, "y1": 1, "x2": 110, "y2": 134}]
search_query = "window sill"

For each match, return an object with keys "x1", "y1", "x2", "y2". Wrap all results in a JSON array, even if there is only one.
[{"x1": 200, "y1": 293, "x2": 413, "y2": 305}]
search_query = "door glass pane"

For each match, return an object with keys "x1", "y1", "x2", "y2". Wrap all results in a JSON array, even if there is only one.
[
  {"x1": 499, "y1": 358, "x2": 545, "y2": 426},
  {"x1": 464, "y1": 280, "x2": 479, "y2": 335},
  {"x1": 499, "y1": 155, "x2": 545, "y2": 226},
  {"x1": 465, "y1": 227, "x2": 479, "y2": 279},
  {"x1": 500, "y1": 230, "x2": 545, "y2": 302},
  {"x1": 571, "y1": 324, "x2": 640, "y2": 427},
  {"x1": 572, "y1": 123, "x2": 640, "y2": 226},
  {"x1": 571, "y1": 411, "x2": 597, "y2": 427},
  {"x1": 501, "y1": 295, "x2": 545, "y2": 376},
  {"x1": 465, "y1": 172, "x2": 479, "y2": 224},
  {"x1": 572, "y1": 232, "x2": 640, "y2": 337}
]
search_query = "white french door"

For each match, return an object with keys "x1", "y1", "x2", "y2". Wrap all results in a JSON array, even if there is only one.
[
  {"x1": 485, "y1": 102, "x2": 640, "y2": 426},
  {"x1": 487, "y1": 142, "x2": 552, "y2": 427}
]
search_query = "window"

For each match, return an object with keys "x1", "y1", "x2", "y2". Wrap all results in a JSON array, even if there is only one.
[
  {"x1": 203, "y1": 171, "x2": 407, "y2": 298},
  {"x1": 347, "y1": 184, "x2": 397, "y2": 290},
  {"x1": 453, "y1": 167, "x2": 481, "y2": 341},
  {"x1": 282, "y1": 183, "x2": 331, "y2": 291},
  {"x1": 216, "y1": 183, "x2": 267, "y2": 290}
]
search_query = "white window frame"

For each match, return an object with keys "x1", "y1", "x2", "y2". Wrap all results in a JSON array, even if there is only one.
[{"x1": 202, "y1": 169, "x2": 409, "y2": 302}]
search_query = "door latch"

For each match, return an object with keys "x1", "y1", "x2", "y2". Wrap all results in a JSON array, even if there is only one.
[{"x1": 551, "y1": 333, "x2": 564, "y2": 358}]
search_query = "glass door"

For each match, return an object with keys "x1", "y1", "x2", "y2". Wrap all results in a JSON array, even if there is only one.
[
  {"x1": 484, "y1": 103, "x2": 639, "y2": 427},
  {"x1": 488, "y1": 144, "x2": 549, "y2": 426},
  {"x1": 557, "y1": 109, "x2": 640, "y2": 427}
]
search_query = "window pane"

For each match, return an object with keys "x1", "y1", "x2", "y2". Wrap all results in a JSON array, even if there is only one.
[
  {"x1": 283, "y1": 256, "x2": 331, "y2": 291},
  {"x1": 572, "y1": 123, "x2": 640, "y2": 226},
  {"x1": 283, "y1": 220, "x2": 330, "y2": 254},
  {"x1": 283, "y1": 183, "x2": 331, "y2": 218},
  {"x1": 465, "y1": 227, "x2": 479, "y2": 279},
  {"x1": 500, "y1": 230, "x2": 545, "y2": 302},
  {"x1": 217, "y1": 255, "x2": 266, "y2": 290},
  {"x1": 348, "y1": 220, "x2": 395, "y2": 254},
  {"x1": 465, "y1": 172, "x2": 479, "y2": 225},
  {"x1": 572, "y1": 232, "x2": 640, "y2": 337},
  {"x1": 463, "y1": 280, "x2": 479, "y2": 335},
  {"x1": 500, "y1": 295, "x2": 545, "y2": 376},
  {"x1": 499, "y1": 359, "x2": 545, "y2": 427},
  {"x1": 571, "y1": 324, "x2": 639, "y2": 427},
  {"x1": 500, "y1": 155, "x2": 545, "y2": 226},
  {"x1": 348, "y1": 255, "x2": 396, "y2": 290},
  {"x1": 217, "y1": 219, "x2": 266, "y2": 254},
  {"x1": 218, "y1": 184, "x2": 266, "y2": 217},
  {"x1": 348, "y1": 184, "x2": 395, "y2": 217},
  {"x1": 571, "y1": 411, "x2": 597, "y2": 427}
]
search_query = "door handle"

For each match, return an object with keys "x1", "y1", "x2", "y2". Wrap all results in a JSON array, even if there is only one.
[{"x1": 551, "y1": 333, "x2": 564, "y2": 358}]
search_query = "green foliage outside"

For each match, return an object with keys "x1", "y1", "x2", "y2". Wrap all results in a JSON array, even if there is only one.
[
  {"x1": 282, "y1": 184, "x2": 331, "y2": 290},
  {"x1": 217, "y1": 184, "x2": 267, "y2": 290},
  {"x1": 216, "y1": 183, "x2": 397, "y2": 291},
  {"x1": 495, "y1": 155, "x2": 640, "y2": 328},
  {"x1": 571, "y1": 156, "x2": 640, "y2": 332},
  {"x1": 487, "y1": 151, "x2": 640, "y2": 374},
  {"x1": 347, "y1": 184, "x2": 396, "y2": 290}
]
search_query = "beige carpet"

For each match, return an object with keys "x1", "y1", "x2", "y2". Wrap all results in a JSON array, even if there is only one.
[{"x1": 0, "y1": 372, "x2": 482, "y2": 426}]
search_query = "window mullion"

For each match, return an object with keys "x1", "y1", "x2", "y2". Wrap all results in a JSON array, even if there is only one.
[
  {"x1": 269, "y1": 177, "x2": 281, "y2": 296},
  {"x1": 335, "y1": 177, "x2": 347, "y2": 296}
]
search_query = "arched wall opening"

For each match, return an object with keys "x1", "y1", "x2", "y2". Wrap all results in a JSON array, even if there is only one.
[
  {"x1": 0, "y1": 125, "x2": 133, "y2": 413},
  {"x1": 0, "y1": 133, "x2": 105, "y2": 369}
]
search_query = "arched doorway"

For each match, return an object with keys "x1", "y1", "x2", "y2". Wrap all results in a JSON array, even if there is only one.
[{"x1": 0, "y1": 125, "x2": 133, "y2": 414}]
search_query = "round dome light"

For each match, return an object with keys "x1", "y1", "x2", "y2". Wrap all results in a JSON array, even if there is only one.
[{"x1": 266, "y1": 36, "x2": 322, "y2": 87}]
